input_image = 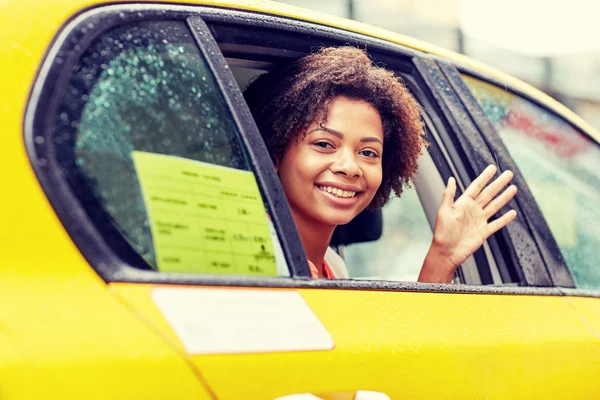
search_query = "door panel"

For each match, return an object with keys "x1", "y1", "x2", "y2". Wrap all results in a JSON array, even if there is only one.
[{"x1": 111, "y1": 282, "x2": 600, "y2": 399}]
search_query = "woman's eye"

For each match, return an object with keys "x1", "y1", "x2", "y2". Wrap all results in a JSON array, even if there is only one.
[
  {"x1": 360, "y1": 149, "x2": 379, "y2": 158},
  {"x1": 314, "y1": 141, "x2": 334, "y2": 149}
]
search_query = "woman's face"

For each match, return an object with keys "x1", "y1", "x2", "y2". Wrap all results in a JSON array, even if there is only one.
[{"x1": 277, "y1": 96, "x2": 384, "y2": 228}]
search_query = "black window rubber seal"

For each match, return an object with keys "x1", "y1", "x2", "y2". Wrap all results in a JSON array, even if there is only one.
[{"x1": 438, "y1": 62, "x2": 575, "y2": 288}]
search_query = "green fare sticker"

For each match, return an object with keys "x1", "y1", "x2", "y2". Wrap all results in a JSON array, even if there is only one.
[{"x1": 132, "y1": 151, "x2": 277, "y2": 276}]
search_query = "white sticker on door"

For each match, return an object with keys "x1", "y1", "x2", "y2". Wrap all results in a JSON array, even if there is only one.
[{"x1": 152, "y1": 287, "x2": 335, "y2": 354}]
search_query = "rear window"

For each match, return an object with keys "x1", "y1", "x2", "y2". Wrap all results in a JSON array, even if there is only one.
[
  {"x1": 464, "y1": 75, "x2": 600, "y2": 289},
  {"x1": 49, "y1": 20, "x2": 288, "y2": 277}
]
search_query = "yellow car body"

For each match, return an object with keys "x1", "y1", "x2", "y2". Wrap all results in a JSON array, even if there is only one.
[{"x1": 1, "y1": 1, "x2": 599, "y2": 399}]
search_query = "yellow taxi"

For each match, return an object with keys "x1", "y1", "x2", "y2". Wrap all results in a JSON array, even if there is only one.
[{"x1": 1, "y1": 0, "x2": 600, "y2": 399}]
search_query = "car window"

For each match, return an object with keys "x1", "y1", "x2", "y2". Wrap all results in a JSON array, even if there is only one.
[
  {"x1": 51, "y1": 20, "x2": 289, "y2": 277},
  {"x1": 463, "y1": 75, "x2": 600, "y2": 290},
  {"x1": 342, "y1": 186, "x2": 432, "y2": 281}
]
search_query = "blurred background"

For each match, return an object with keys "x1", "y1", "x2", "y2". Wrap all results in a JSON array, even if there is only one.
[{"x1": 275, "y1": 0, "x2": 600, "y2": 131}]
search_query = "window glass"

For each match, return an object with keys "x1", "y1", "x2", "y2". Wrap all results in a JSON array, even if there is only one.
[
  {"x1": 464, "y1": 75, "x2": 600, "y2": 289},
  {"x1": 51, "y1": 21, "x2": 288, "y2": 277},
  {"x1": 343, "y1": 188, "x2": 433, "y2": 281}
]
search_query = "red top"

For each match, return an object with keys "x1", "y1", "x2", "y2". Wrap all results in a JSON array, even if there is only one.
[{"x1": 308, "y1": 259, "x2": 336, "y2": 279}]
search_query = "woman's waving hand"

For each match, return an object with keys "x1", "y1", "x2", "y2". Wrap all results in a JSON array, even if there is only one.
[{"x1": 419, "y1": 165, "x2": 518, "y2": 283}]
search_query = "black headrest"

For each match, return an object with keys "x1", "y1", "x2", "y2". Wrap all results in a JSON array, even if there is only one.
[{"x1": 330, "y1": 207, "x2": 383, "y2": 246}]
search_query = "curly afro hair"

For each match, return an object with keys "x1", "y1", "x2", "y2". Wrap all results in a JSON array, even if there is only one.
[{"x1": 244, "y1": 46, "x2": 426, "y2": 208}]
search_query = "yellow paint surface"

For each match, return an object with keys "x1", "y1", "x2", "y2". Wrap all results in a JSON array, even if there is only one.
[
  {"x1": 0, "y1": 271, "x2": 214, "y2": 398},
  {"x1": 564, "y1": 296, "x2": 600, "y2": 338},
  {"x1": 113, "y1": 284, "x2": 600, "y2": 399}
]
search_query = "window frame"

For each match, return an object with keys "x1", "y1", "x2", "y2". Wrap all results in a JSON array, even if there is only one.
[
  {"x1": 400, "y1": 72, "x2": 517, "y2": 285},
  {"x1": 412, "y1": 57, "x2": 574, "y2": 288},
  {"x1": 22, "y1": 2, "x2": 578, "y2": 297}
]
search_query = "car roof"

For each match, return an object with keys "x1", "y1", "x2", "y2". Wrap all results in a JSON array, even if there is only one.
[{"x1": 2, "y1": 0, "x2": 599, "y2": 142}]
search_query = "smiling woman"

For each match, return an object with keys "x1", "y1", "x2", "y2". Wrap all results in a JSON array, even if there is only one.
[
  {"x1": 277, "y1": 97, "x2": 384, "y2": 277},
  {"x1": 244, "y1": 46, "x2": 518, "y2": 281}
]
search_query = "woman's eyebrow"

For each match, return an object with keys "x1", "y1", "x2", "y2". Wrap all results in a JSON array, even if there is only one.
[
  {"x1": 360, "y1": 137, "x2": 383, "y2": 145},
  {"x1": 311, "y1": 124, "x2": 343, "y2": 139},
  {"x1": 313, "y1": 124, "x2": 383, "y2": 145}
]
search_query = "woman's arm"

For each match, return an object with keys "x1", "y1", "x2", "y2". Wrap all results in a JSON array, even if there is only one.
[{"x1": 418, "y1": 165, "x2": 518, "y2": 283}]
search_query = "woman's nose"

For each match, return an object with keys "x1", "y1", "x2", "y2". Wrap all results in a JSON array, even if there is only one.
[{"x1": 332, "y1": 150, "x2": 362, "y2": 178}]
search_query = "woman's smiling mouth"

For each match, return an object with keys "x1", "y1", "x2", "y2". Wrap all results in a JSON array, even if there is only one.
[
  {"x1": 316, "y1": 185, "x2": 357, "y2": 198},
  {"x1": 315, "y1": 183, "x2": 365, "y2": 208}
]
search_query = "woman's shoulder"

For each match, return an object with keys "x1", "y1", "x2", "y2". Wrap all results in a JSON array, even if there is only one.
[{"x1": 324, "y1": 247, "x2": 350, "y2": 279}]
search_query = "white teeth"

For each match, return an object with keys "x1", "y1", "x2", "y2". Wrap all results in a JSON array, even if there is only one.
[{"x1": 318, "y1": 186, "x2": 356, "y2": 198}]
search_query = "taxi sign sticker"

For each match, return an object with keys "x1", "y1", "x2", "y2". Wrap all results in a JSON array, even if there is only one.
[
  {"x1": 152, "y1": 288, "x2": 335, "y2": 354},
  {"x1": 132, "y1": 151, "x2": 277, "y2": 276}
]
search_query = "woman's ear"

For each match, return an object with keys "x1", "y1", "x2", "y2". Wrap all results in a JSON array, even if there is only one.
[{"x1": 273, "y1": 157, "x2": 279, "y2": 173}]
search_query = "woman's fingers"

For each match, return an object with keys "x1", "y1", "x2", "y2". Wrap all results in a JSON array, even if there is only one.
[
  {"x1": 463, "y1": 165, "x2": 497, "y2": 200},
  {"x1": 441, "y1": 177, "x2": 457, "y2": 207},
  {"x1": 486, "y1": 209, "x2": 518, "y2": 237},
  {"x1": 477, "y1": 170, "x2": 515, "y2": 207},
  {"x1": 483, "y1": 184, "x2": 518, "y2": 218}
]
